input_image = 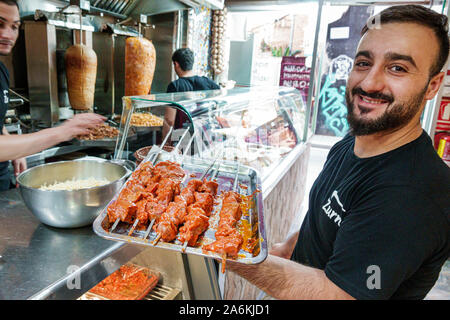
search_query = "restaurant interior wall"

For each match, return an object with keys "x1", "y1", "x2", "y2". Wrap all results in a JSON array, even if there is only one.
[{"x1": 225, "y1": 2, "x2": 319, "y2": 90}]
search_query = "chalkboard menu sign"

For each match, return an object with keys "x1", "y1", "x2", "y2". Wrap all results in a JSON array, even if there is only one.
[{"x1": 279, "y1": 56, "x2": 310, "y2": 103}]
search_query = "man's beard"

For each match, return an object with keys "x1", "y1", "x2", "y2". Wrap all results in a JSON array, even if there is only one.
[
  {"x1": 345, "y1": 84, "x2": 427, "y2": 136},
  {"x1": 0, "y1": 40, "x2": 14, "y2": 56}
]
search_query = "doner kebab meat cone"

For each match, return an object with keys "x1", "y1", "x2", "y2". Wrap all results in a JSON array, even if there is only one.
[
  {"x1": 65, "y1": 44, "x2": 97, "y2": 111},
  {"x1": 125, "y1": 37, "x2": 156, "y2": 96}
]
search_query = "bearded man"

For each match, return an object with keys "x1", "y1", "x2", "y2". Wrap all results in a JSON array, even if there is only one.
[{"x1": 224, "y1": 4, "x2": 450, "y2": 300}]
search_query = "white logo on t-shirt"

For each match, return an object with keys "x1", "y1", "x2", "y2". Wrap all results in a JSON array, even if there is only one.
[
  {"x1": 3, "y1": 90, "x2": 8, "y2": 104},
  {"x1": 321, "y1": 190, "x2": 345, "y2": 226}
]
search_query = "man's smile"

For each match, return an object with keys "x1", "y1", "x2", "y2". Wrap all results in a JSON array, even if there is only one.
[{"x1": 353, "y1": 94, "x2": 390, "y2": 113}]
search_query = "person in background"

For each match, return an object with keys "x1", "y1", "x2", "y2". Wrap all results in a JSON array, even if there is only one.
[
  {"x1": 162, "y1": 48, "x2": 220, "y2": 140},
  {"x1": 0, "y1": 0, "x2": 105, "y2": 191},
  {"x1": 224, "y1": 5, "x2": 450, "y2": 300}
]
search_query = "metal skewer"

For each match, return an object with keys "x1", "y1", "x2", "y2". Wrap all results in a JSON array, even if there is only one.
[
  {"x1": 152, "y1": 233, "x2": 162, "y2": 245},
  {"x1": 110, "y1": 127, "x2": 174, "y2": 234},
  {"x1": 180, "y1": 132, "x2": 196, "y2": 164},
  {"x1": 128, "y1": 219, "x2": 139, "y2": 236},
  {"x1": 199, "y1": 148, "x2": 224, "y2": 181},
  {"x1": 109, "y1": 216, "x2": 120, "y2": 233},
  {"x1": 171, "y1": 128, "x2": 190, "y2": 159},
  {"x1": 181, "y1": 240, "x2": 189, "y2": 252},
  {"x1": 142, "y1": 218, "x2": 156, "y2": 241},
  {"x1": 233, "y1": 162, "x2": 240, "y2": 192},
  {"x1": 147, "y1": 126, "x2": 173, "y2": 164}
]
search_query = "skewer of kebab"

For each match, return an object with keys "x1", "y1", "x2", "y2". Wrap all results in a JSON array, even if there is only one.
[
  {"x1": 151, "y1": 158, "x2": 219, "y2": 246},
  {"x1": 152, "y1": 179, "x2": 204, "y2": 244},
  {"x1": 108, "y1": 126, "x2": 175, "y2": 233},
  {"x1": 203, "y1": 162, "x2": 243, "y2": 273},
  {"x1": 107, "y1": 161, "x2": 154, "y2": 233},
  {"x1": 178, "y1": 168, "x2": 220, "y2": 252}
]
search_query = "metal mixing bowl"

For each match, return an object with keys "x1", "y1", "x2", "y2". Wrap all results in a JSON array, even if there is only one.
[{"x1": 17, "y1": 159, "x2": 131, "y2": 228}]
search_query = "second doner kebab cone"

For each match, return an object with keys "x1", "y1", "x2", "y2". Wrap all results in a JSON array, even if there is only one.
[
  {"x1": 125, "y1": 37, "x2": 156, "y2": 96},
  {"x1": 65, "y1": 44, "x2": 97, "y2": 110}
]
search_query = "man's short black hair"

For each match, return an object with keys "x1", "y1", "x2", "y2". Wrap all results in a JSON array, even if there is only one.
[
  {"x1": 172, "y1": 48, "x2": 194, "y2": 71},
  {"x1": 0, "y1": 0, "x2": 19, "y2": 10},
  {"x1": 361, "y1": 4, "x2": 449, "y2": 77}
]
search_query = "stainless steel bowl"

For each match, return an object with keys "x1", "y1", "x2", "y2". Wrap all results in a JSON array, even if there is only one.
[{"x1": 17, "y1": 159, "x2": 131, "y2": 228}]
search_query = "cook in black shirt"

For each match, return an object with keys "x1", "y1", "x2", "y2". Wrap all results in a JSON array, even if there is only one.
[
  {"x1": 0, "y1": 0, "x2": 106, "y2": 191},
  {"x1": 162, "y1": 48, "x2": 220, "y2": 139},
  {"x1": 221, "y1": 5, "x2": 450, "y2": 300},
  {"x1": 0, "y1": 0, "x2": 25, "y2": 190}
]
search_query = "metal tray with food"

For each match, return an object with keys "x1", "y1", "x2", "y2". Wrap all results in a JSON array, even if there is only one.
[
  {"x1": 92, "y1": 155, "x2": 267, "y2": 266},
  {"x1": 72, "y1": 124, "x2": 137, "y2": 148},
  {"x1": 121, "y1": 112, "x2": 164, "y2": 135}
]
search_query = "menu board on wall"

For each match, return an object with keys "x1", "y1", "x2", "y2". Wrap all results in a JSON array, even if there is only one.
[{"x1": 279, "y1": 56, "x2": 310, "y2": 103}]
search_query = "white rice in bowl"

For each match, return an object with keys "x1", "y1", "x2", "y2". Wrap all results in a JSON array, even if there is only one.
[{"x1": 40, "y1": 177, "x2": 110, "y2": 191}]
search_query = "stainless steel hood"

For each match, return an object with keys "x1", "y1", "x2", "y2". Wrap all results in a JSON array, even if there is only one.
[
  {"x1": 89, "y1": 0, "x2": 224, "y2": 18},
  {"x1": 19, "y1": 0, "x2": 224, "y2": 20},
  {"x1": 89, "y1": 0, "x2": 140, "y2": 18},
  {"x1": 124, "y1": 0, "x2": 223, "y2": 18}
]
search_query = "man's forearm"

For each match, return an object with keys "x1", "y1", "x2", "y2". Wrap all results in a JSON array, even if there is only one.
[
  {"x1": 226, "y1": 254, "x2": 354, "y2": 300},
  {"x1": 0, "y1": 127, "x2": 65, "y2": 161}
]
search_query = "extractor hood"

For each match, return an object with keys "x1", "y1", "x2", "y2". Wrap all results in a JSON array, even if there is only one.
[
  {"x1": 126, "y1": 0, "x2": 224, "y2": 18},
  {"x1": 89, "y1": 0, "x2": 139, "y2": 18},
  {"x1": 18, "y1": 0, "x2": 224, "y2": 20},
  {"x1": 178, "y1": 0, "x2": 224, "y2": 10}
]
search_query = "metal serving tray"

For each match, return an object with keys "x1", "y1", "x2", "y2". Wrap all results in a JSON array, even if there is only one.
[
  {"x1": 92, "y1": 156, "x2": 267, "y2": 265},
  {"x1": 72, "y1": 127, "x2": 138, "y2": 148}
]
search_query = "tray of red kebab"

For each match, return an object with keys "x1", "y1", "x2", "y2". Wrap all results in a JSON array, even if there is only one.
[{"x1": 93, "y1": 130, "x2": 267, "y2": 269}]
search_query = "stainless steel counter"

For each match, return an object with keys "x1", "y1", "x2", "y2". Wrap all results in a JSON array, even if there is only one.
[
  {"x1": 0, "y1": 188, "x2": 145, "y2": 300},
  {"x1": 0, "y1": 143, "x2": 311, "y2": 300}
]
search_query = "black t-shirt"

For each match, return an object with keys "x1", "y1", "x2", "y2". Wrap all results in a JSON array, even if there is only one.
[
  {"x1": 292, "y1": 131, "x2": 450, "y2": 300},
  {"x1": 167, "y1": 76, "x2": 220, "y2": 129},
  {"x1": 0, "y1": 62, "x2": 10, "y2": 178},
  {"x1": 167, "y1": 75, "x2": 220, "y2": 93}
]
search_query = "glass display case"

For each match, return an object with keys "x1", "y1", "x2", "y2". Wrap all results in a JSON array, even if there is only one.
[
  {"x1": 191, "y1": 86, "x2": 307, "y2": 182},
  {"x1": 114, "y1": 86, "x2": 308, "y2": 184}
]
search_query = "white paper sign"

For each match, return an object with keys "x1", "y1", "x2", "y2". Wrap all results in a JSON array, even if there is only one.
[{"x1": 330, "y1": 27, "x2": 350, "y2": 40}]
